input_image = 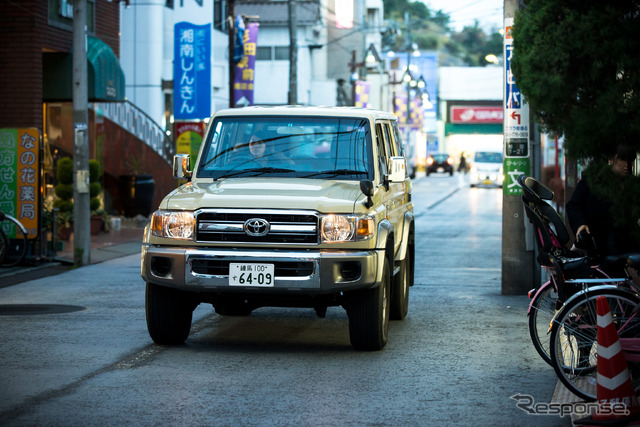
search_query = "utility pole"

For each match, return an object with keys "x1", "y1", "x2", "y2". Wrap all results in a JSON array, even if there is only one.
[
  {"x1": 405, "y1": 12, "x2": 411, "y2": 124},
  {"x1": 502, "y1": 0, "x2": 535, "y2": 294},
  {"x1": 72, "y1": 0, "x2": 90, "y2": 266},
  {"x1": 228, "y1": 0, "x2": 235, "y2": 108},
  {"x1": 288, "y1": 0, "x2": 297, "y2": 105}
]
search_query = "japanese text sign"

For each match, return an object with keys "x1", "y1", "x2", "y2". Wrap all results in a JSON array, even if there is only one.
[
  {"x1": 503, "y1": 18, "x2": 530, "y2": 159},
  {"x1": 0, "y1": 128, "x2": 39, "y2": 238},
  {"x1": 503, "y1": 157, "x2": 530, "y2": 196},
  {"x1": 234, "y1": 22, "x2": 260, "y2": 107},
  {"x1": 174, "y1": 22, "x2": 211, "y2": 120}
]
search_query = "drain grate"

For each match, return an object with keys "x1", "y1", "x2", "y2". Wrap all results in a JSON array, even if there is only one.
[{"x1": 0, "y1": 304, "x2": 86, "y2": 315}]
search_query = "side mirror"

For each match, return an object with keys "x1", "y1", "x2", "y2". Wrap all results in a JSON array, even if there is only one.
[
  {"x1": 360, "y1": 180, "x2": 374, "y2": 208},
  {"x1": 173, "y1": 154, "x2": 192, "y2": 180},
  {"x1": 389, "y1": 157, "x2": 406, "y2": 182}
]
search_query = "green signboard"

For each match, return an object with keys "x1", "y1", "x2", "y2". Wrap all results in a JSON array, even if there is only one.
[
  {"x1": 0, "y1": 128, "x2": 39, "y2": 238},
  {"x1": 503, "y1": 157, "x2": 530, "y2": 196}
]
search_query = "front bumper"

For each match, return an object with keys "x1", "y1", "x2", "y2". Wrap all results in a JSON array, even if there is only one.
[{"x1": 141, "y1": 245, "x2": 384, "y2": 295}]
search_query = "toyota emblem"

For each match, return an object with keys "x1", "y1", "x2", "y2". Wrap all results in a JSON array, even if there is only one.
[{"x1": 244, "y1": 218, "x2": 270, "y2": 237}]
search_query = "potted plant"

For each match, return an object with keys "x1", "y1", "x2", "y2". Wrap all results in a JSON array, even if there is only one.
[
  {"x1": 118, "y1": 156, "x2": 156, "y2": 218},
  {"x1": 54, "y1": 157, "x2": 74, "y2": 240},
  {"x1": 89, "y1": 159, "x2": 104, "y2": 235}
]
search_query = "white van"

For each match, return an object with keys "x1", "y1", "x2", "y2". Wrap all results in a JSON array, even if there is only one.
[{"x1": 469, "y1": 151, "x2": 503, "y2": 187}]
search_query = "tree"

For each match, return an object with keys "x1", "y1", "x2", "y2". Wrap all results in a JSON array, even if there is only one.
[
  {"x1": 511, "y1": 0, "x2": 640, "y2": 160},
  {"x1": 382, "y1": 0, "x2": 502, "y2": 66},
  {"x1": 512, "y1": 0, "x2": 640, "y2": 244}
]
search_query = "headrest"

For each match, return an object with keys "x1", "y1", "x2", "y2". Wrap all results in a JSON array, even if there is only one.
[{"x1": 518, "y1": 174, "x2": 554, "y2": 203}]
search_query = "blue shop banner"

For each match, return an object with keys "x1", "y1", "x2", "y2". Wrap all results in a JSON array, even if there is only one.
[{"x1": 174, "y1": 22, "x2": 211, "y2": 120}]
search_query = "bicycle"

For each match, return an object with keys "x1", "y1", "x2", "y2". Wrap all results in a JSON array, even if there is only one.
[
  {"x1": 518, "y1": 175, "x2": 640, "y2": 400},
  {"x1": 548, "y1": 254, "x2": 640, "y2": 401},
  {"x1": 0, "y1": 210, "x2": 28, "y2": 267},
  {"x1": 518, "y1": 175, "x2": 618, "y2": 365}
]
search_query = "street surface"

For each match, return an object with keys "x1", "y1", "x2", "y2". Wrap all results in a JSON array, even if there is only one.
[{"x1": 0, "y1": 173, "x2": 569, "y2": 426}]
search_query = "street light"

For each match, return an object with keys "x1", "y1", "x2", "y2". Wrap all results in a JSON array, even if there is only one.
[{"x1": 348, "y1": 44, "x2": 383, "y2": 106}]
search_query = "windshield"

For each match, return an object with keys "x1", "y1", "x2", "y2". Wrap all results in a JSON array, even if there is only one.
[
  {"x1": 474, "y1": 152, "x2": 502, "y2": 163},
  {"x1": 197, "y1": 116, "x2": 373, "y2": 180}
]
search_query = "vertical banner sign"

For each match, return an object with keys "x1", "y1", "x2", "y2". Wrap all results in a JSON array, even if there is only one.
[
  {"x1": 354, "y1": 81, "x2": 370, "y2": 108},
  {"x1": 174, "y1": 22, "x2": 211, "y2": 120},
  {"x1": 503, "y1": 18, "x2": 530, "y2": 195},
  {"x1": 394, "y1": 93, "x2": 408, "y2": 127},
  {"x1": 0, "y1": 128, "x2": 39, "y2": 238},
  {"x1": 409, "y1": 96, "x2": 423, "y2": 130},
  {"x1": 234, "y1": 22, "x2": 260, "y2": 107},
  {"x1": 175, "y1": 122, "x2": 207, "y2": 162}
]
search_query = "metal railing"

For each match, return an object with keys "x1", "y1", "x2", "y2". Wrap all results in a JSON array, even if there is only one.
[{"x1": 91, "y1": 100, "x2": 175, "y2": 164}]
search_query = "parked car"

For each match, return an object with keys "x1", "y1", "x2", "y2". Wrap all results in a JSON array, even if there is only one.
[
  {"x1": 426, "y1": 153, "x2": 454, "y2": 176},
  {"x1": 141, "y1": 106, "x2": 415, "y2": 351},
  {"x1": 469, "y1": 151, "x2": 504, "y2": 187}
]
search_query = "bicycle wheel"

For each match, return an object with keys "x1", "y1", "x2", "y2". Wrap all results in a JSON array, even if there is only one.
[
  {"x1": 1, "y1": 216, "x2": 28, "y2": 267},
  {"x1": 549, "y1": 288, "x2": 640, "y2": 401},
  {"x1": 528, "y1": 282, "x2": 558, "y2": 365}
]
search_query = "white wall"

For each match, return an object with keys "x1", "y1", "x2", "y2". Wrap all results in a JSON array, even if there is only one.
[{"x1": 120, "y1": 0, "x2": 165, "y2": 127}]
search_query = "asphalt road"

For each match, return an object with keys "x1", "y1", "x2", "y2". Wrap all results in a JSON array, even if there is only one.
[{"x1": 0, "y1": 173, "x2": 569, "y2": 426}]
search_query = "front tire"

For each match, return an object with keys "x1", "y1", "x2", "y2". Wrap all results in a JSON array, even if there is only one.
[
  {"x1": 390, "y1": 251, "x2": 412, "y2": 320},
  {"x1": 146, "y1": 283, "x2": 196, "y2": 345},
  {"x1": 348, "y1": 258, "x2": 391, "y2": 351}
]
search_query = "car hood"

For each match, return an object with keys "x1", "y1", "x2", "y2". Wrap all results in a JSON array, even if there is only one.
[{"x1": 161, "y1": 178, "x2": 365, "y2": 213}]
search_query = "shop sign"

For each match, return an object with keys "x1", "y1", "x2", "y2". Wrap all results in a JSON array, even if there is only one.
[
  {"x1": 450, "y1": 106, "x2": 503, "y2": 123},
  {"x1": 175, "y1": 122, "x2": 207, "y2": 162},
  {"x1": 233, "y1": 22, "x2": 260, "y2": 107},
  {"x1": 0, "y1": 128, "x2": 39, "y2": 238},
  {"x1": 174, "y1": 22, "x2": 211, "y2": 120}
]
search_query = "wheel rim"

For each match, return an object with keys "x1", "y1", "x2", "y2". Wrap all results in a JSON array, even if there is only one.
[
  {"x1": 530, "y1": 285, "x2": 557, "y2": 365},
  {"x1": 551, "y1": 291, "x2": 640, "y2": 401}
]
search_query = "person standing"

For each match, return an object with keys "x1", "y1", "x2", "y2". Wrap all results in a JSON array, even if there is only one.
[{"x1": 566, "y1": 145, "x2": 639, "y2": 256}]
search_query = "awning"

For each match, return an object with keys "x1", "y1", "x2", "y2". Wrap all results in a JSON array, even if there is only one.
[{"x1": 43, "y1": 36, "x2": 125, "y2": 102}]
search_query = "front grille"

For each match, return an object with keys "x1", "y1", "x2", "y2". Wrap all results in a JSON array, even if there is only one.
[
  {"x1": 196, "y1": 210, "x2": 319, "y2": 244},
  {"x1": 191, "y1": 259, "x2": 314, "y2": 277}
]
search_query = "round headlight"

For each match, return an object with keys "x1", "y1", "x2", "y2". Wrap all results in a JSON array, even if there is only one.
[
  {"x1": 166, "y1": 212, "x2": 195, "y2": 240},
  {"x1": 321, "y1": 215, "x2": 354, "y2": 242}
]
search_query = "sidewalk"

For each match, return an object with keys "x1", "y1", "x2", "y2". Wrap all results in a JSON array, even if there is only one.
[
  {"x1": 0, "y1": 218, "x2": 146, "y2": 287},
  {"x1": 54, "y1": 220, "x2": 145, "y2": 265}
]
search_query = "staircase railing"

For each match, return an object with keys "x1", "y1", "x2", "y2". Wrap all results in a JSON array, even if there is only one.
[{"x1": 91, "y1": 100, "x2": 175, "y2": 164}]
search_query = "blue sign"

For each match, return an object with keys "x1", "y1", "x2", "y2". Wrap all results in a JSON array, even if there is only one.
[
  {"x1": 174, "y1": 22, "x2": 211, "y2": 120},
  {"x1": 505, "y1": 45, "x2": 522, "y2": 109}
]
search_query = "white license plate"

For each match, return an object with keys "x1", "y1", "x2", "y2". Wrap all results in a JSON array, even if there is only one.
[
  {"x1": 229, "y1": 263, "x2": 275, "y2": 287},
  {"x1": 437, "y1": 167, "x2": 444, "y2": 172}
]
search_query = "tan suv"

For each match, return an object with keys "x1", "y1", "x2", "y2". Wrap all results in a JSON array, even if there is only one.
[{"x1": 141, "y1": 106, "x2": 414, "y2": 350}]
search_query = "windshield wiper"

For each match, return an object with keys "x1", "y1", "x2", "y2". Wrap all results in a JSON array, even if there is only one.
[
  {"x1": 303, "y1": 169, "x2": 368, "y2": 178},
  {"x1": 211, "y1": 167, "x2": 296, "y2": 179},
  {"x1": 244, "y1": 167, "x2": 296, "y2": 174}
]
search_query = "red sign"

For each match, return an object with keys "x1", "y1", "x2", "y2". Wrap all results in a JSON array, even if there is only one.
[{"x1": 450, "y1": 106, "x2": 503, "y2": 124}]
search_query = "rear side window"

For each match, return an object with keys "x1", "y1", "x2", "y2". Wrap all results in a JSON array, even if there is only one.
[{"x1": 375, "y1": 123, "x2": 388, "y2": 176}]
